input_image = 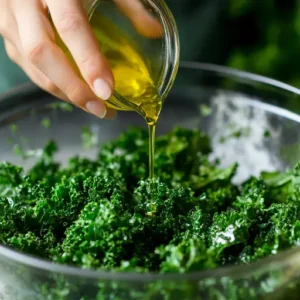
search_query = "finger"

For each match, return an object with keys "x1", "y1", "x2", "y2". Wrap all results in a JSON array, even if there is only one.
[
  {"x1": 3, "y1": 39, "x2": 20, "y2": 64},
  {"x1": 47, "y1": 0, "x2": 114, "y2": 101},
  {"x1": 5, "y1": 38, "x2": 68, "y2": 101},
  {"x1": 105, "y1": 107, "x2": 117, "y2": 120},
  {"x1": 0, "y1": 5, "x2": 20, "y2": 46},
  {"x1": 13, "y1": 0, "x2": 108, "y2": 118},
  {"x1": 23, "y1": 62, "x2": 69, "y2": 102},
  {"x1": 114, "y1": 0, "x2": 163, "y2": 39}
]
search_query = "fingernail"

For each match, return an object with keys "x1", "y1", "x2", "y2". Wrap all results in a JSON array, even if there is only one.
[
  {"x1": 86, "y1": 101, "x2": 107, "y2": 118},
  {"x1": 93, "y1": 78, "x2": 112, "y2": 100}
]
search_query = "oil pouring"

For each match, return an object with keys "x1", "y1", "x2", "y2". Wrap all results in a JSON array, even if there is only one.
[{"x1": 55, "y1": 0, "x2": 180, "y2": 178}]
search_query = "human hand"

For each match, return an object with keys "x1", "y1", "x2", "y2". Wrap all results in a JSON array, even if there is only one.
[{"x1": 0, "y1": 0, "x2": 162, "y2": 119}]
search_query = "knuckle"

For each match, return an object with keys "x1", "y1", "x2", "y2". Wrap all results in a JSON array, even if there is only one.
[
  {"x1": 44, "y1": 80, "x2": 59, "y2": 95},
  {"x1": 57, "y1": 13, "x2": 83, "y2": 34},
  {"x1": 7, "y1": 48, "x2": 18, "y2": 63},
  {"x1": 26, "y1": 42, "x2": 49, "y2": 65},
  {"x1": 65, "y1": 84, "x2": 85, "y2": 106},
  {"x1": 79, "y1": 56, "x2": 99, "y2": 75},
  {"x1": 0, "y1": 23, "x2": 4, "y2": 36},
  {"x1": 4, "y1": 42, "x2": 18, "y2": 63},
  {"x1": 0, "y1": 13, "x2": 9, "y2": 37},
  {"x1": 79, "y1": 56, "x2": 96, "y2": 69},
  {"x1": 0, "y1": 22, "x2": 9, "y2": 38}
]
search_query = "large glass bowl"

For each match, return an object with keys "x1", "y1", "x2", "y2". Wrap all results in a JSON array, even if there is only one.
[{"x1": 1, "y1": 63, "x2": 300, "y2": 299}]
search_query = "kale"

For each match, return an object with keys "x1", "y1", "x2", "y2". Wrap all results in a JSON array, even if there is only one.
[
  {"x1": 0, "y1": 162, "x2": 23, "y2": 197},
  {"x1": 157, "y1": 237, "x2": 216, "y2": 273},
  {"x1": 252, "y1": 203, "x2": 299, "y2": 260},
  {"x1": 1, "y1": 126, "x2": 300, "y2": 299},
  {"x1": 56, "y1": 200, "x2": 132, "y2": 269}
]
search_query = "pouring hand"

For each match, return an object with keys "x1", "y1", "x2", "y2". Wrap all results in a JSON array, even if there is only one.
[{"x1": 0, "y1": 0, "x2": 162, "y2": 118}]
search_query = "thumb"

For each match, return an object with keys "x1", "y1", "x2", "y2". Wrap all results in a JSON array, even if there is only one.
[{"x1": 114, "y1": 0, "x2": 163, "y2": 39}]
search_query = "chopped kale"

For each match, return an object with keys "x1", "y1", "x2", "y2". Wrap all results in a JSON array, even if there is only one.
[
  {"x1": 1, "y1": 126, "x2": 300, "y2": 279},
  {"x1": 81, "y1": 126, "x2": 99, "y2": 150},
  {"x1": 41, "y1": 117, "x2": 51, "y2": 129}
]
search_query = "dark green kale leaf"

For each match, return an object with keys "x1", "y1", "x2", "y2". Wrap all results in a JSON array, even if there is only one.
[
  {"x1": 252, "y1": 203, "x2": 299, "y2": 260},
  {"x1": 182, "y1": 207, "x2": 211, "y2": 240},
  {"x1": 157, "y1": 237, "x2": 216, "y2": 273},
  {"x1": 261, "y1": 162, "x2": 300, "y2": 203},
  {"x1": 0, "y1": 162, "x2": 23, "y2": 197},
  {"x1": 189, "y1": 162, "x2": 238, "y2": 192},
  {"x1": 233, "y1": 178, "x2": 268, "y2": 210},
  {"x1": 27, "y1": 141, "x2": 61, "y2": 185},
  {"x1": 97, "y1": 127, "x2": 149, "y2": 189},
  {"x1": 130, "y1": 179, "x2": 195, "y2": 270},
  {"x1": 7, "y1": 231, "x2": 56, "y2": 258},
  {"x1": 198, "y1": 184, "x2": 240, "y2": 213},
  {"x1": 208, "y1": 209, "x2": 252, "y2": 265},
  {"x1": 155, "y1": 127, "x2": 211, "y2": 174},
  {"x1": 56, "y1": 200, "x2": 132, "y2": 269}
]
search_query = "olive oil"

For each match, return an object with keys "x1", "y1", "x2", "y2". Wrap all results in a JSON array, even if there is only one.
[
  {"x1": 53, "y1": 1, "x2": 179, "y2": 178},
  {"x1": 90, "y1": 14, "x2": 163, "y2": 126}
]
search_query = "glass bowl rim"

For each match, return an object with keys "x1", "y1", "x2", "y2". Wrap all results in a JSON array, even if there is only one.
[{"x1": 1, "y1": 61, "x2": 300, "y2": 281}]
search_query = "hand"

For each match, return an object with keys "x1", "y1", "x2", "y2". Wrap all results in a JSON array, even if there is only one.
[{"x1": 0, "y1": 0, "x2": 162, "y2": 119}]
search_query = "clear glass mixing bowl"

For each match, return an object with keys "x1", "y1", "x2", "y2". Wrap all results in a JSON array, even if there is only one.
[{"x1": 1, "y1": 63, "x2": 300, "y2": 300}]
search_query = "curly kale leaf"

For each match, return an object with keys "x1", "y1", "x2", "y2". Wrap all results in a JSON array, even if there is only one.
[
  {"x1": 198, "y1": 184, "x2": 240, "y2": 213},
  {"x1": 57, "y1": 200, "x2": 132, "y2": 269},
  {"x1": 98, "y1": 128, "x2": 149, "y2": 188},
  {"x1": 0, "y1": 162, "x2": 23, "y2": 197},
  {"x1": 182, "y1": 207, "x2": 212, "y2": 240},
  {"x1": 208, "y1": 209, "x2": 252, "y2": 265},
  {"x1": 261, "y1": 162, "x2": 300, "y2": 203},
  {"x1": 7, "y1": 231, "x2": 56, "y2": 258},
  {"x1": 156, "y1": 127, "x2": 211, "y2": 172},
  {"x1": 133, "y1": 179, "x2": 195, "y2": 240},
  {"x1": 157, "y1": 238, "x2": 216, "y2": 273},
  {"x1": 233, "y1": 178, "x2": 269, "y2": 214},
  {"x1": 252, "y1": 203, "x2": 300, "y2": 260},
  {"x1": 189, "y1": 162, "x2": 238, "y2": 192}
]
